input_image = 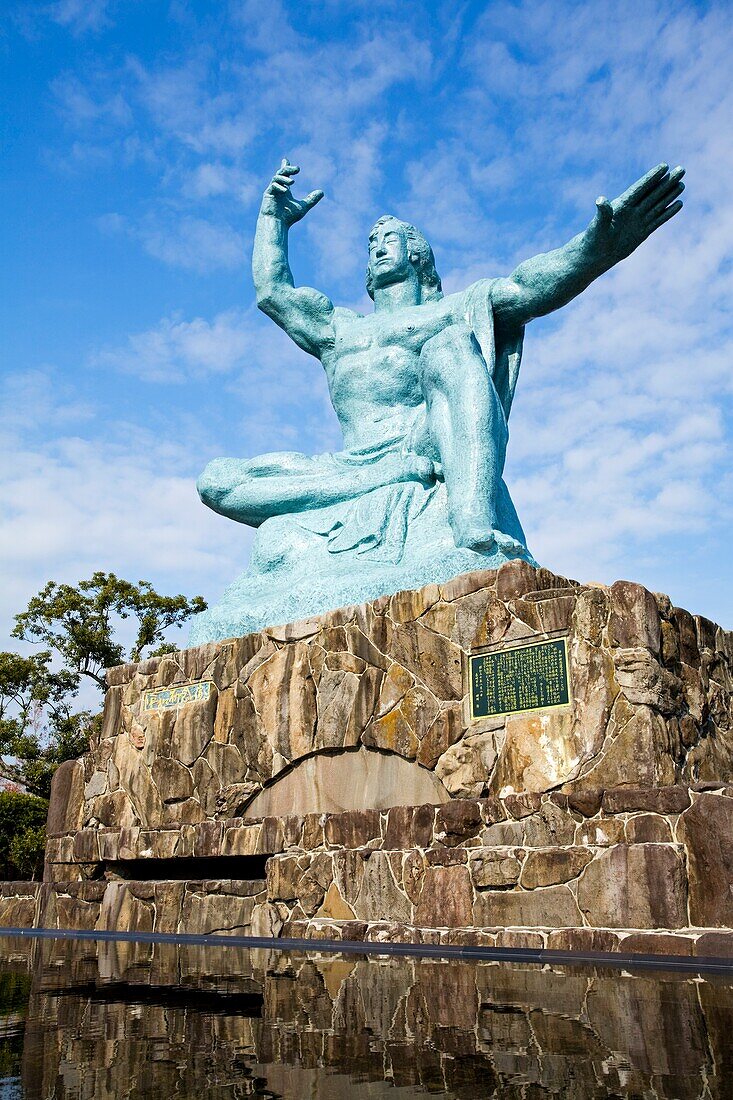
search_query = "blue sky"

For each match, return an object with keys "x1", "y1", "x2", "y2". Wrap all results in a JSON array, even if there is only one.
[{"x1": 2, "y1": 0, "x2": 732, "y2": 656}]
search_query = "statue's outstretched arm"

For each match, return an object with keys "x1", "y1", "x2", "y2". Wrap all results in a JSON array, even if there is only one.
[
  {"x1": 491, "y1": 163, "x2": 684, "y2": 329},
  {"x1": 253, "y1": 160, "x2": 335, "y2": 356}
]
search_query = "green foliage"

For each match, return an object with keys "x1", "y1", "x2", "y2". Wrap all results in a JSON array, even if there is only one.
[
  {"x1": 9, "y1": 824, "x2": 46, "y2": 881},
  {"x1": 13, "y1": 571, "x2": 207, "y2": 693},
  {"x1": 0, "y1": 793, "x2": 48, "y2": 880},
  {"x1": 2, "y1": 573, "x2": 205, "y2": 802},
  {"x1": 0, "y1": 650, "x2": 80, "y2": 796},
  {"x1": 0, "y1": 971, "x2": 31, "y2": 1014},
  {"x1": 0, "y1": 971, "x2": 31, "y2": 1082}
]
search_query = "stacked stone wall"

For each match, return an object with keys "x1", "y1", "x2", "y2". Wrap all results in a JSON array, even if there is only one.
[
  {"x1": 2, "y1": 563, "x2": 732, "y2": 954},
  {"x1": 67, "y1": 562, "x2": 733, "y2": 833},
  {"x1": 18, "y1": 783, "x2": 733, "y2": 954}
]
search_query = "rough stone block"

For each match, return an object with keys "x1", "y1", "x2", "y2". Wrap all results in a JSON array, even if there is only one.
[
  {"x1": 520, "y1": 847, "x2": 592, "y2": 888},
  {"x1": 577, "y1": 844, "x2": 688, "y2": 929},
  {"x1": 435, "y1": 800, "x2": 482, "y2": 845},
  {"x1": 434, "y1": 724, "x2": 497, "y2": 795},
  {"x1": 414, "y1": 865, "x2": 474, "y2": 928},
  {"x1": 679, "y1": 793, "x2": 733, "y2": 926},
  {"x1": 315, "y1": 882, "x2": 356, "y2": 920},
  {"x1": 608, "y1": 580, "x2": 662, "y2": 654},
  {"x1": 47, "y1": 759, "x2": 85, "y2": 837},
  {"x1": 566, "y1": 789, "x2": 603, "y2": 816},
  {"x1": 426, "y1": 847, "x2": 467, "y2": 866},
  {"x1": 624, "y1": 814, "x2": 673, "y2": 843},
  {"x1": 384, "y1": 804, "x2": 435, "y2": 849},
  {"x1": 694, "y1": 931, "x2": 733, "y2": 958},
  {"x1": 546, "y1": 928, "x2": 621, "y2": 953},
  {"x1": 602, "y1": 786, "x2": 690, "y2": 815},
  {"x1": 621, "y1": 932, "x2": 694, "y2": 956},
  {"x1": 325, "y1": 808, "x2": 381, "y2": 849},
  {"x1": 468, "y1": 849, "x2": 522, "y2": 888},
  {"x1": 353, "y1": 851, "x2": 411, "y2": 923},
  {"x1": 0, "y1": 887, "x2": 40, "y2": 929},
  {"x1": 504, "y1": 792, "x2": 542, "y2": 819},
  {"x1": 495, "y1": 559, "x2": 548, "y2": 602},
  {"x1": 474, "y1": 885, "x2": 582, "y2": 928},
  {"x1": 574, "y1": 817, "x2": 625, "y2": 847},
  {"x1": 180, "y1": 889, "x2": 259, "y2": 935}
]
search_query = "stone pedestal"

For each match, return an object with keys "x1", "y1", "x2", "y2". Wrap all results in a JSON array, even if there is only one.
[{"x1": 3, "y1": 561, "x2": 733, "y2": 954}]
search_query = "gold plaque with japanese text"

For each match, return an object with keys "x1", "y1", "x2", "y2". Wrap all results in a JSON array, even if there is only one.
[{"x1": 469, "y1": 637, "x2": 570, "y2": 720}]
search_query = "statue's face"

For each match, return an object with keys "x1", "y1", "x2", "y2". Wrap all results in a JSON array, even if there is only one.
[{"x1": 367, "y1": 220, "x2": 413, "y2": 289}]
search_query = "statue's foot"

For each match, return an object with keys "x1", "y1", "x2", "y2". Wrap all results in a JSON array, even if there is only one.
[
  {"x1": 451, "y1": 518, "x2": 526, "y2": 558},
  {"x1": 492, "y1": 530, "x2": 527, "y2": 557}
]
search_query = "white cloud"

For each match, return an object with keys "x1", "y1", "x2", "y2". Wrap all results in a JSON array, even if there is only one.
[
  {"x1": 0, "y1": 371, "x2": 95, "y2": 435},
  {"x1": 98, "y1": 212, "x2": 245, "y2": 273},
  {"x1": 141, "y1": 216, "x2": 244, "y2": 273},
  {"x1": 90, "y1": 306, "x2": 342, "y2": 454},
  {"x1": 93, "y1": 309, "x2": 253, "y2": 381},
  {"x1": 184, "y1": 162, "x2": 257, "y2": 203},
  {"x1": 47, "y1": 0, "x2": 111, "y2": 34},
  {"x1": 51, "y1": 73, "x2": 131, "y2": 128},
  {"x1": 0, "y1": 372, "x2": 246, "y2": 652}
]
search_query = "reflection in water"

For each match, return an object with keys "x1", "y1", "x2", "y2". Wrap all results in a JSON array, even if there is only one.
[{"x1": 0, "y1": 934, "x2": 731, "y2": 1098}]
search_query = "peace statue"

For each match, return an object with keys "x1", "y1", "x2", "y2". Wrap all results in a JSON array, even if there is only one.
[{"x1": 190, "y1": 159, "x2": 684, "y2": 643}]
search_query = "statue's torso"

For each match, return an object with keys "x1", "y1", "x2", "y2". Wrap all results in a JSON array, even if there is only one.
[{"x1": 322, "y1": 293, "x2": 464, "y2": 451}]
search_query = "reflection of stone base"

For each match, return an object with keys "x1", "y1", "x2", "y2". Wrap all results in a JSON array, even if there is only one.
[
  {"x1": 6, "y1": 931, "x2": 732, "y2": 1097},
  {"x1": 2, "y1": 561, "x2": 732, "y2": 955}
]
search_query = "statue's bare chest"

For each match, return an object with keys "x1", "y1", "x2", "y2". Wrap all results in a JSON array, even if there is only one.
[
  {"x1": 322, "y1": 300, "x2": 462, "y2": 411},
  {"x1": 331, "y1": 304, "x2": 454, "y2": 357}
]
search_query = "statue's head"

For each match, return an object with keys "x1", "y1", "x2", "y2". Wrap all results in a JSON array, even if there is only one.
[{"x1": 366, "y1": 215, "x2": 443, "y2": 303}]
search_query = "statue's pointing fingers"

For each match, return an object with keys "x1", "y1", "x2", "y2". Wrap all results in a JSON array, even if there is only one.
[
  {"x1": 589, "y1": 162, "x2": 685, "y2": 263},
  {"x1": 263, "y1": 159, "x2": 324, "y2": 226}
]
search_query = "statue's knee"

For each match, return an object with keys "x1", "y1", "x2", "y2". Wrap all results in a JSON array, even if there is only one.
[
  {"x1": 197, "y1": 458, "x2": 238, "y2": 508},
  {"x1": 421, "y1": 324, "x2": 477, "y2": 387}
]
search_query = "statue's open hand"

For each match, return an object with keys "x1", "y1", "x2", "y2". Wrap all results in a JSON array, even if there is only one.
[
  {"x1": 590, "y1": 163, "x2": 684, "y2": 262},
  {"x1": 261, "y1": 159, "x2": 324, "y2": 226}
]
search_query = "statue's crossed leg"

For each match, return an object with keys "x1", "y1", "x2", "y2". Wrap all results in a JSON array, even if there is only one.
[{"x1": 420, "y1": 322, "x2": 525, "y2": 556}]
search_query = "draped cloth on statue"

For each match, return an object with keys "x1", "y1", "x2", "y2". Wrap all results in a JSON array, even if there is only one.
[
  {"x1": 464, "y1": 278, "x2": 524, "y2": 421},
  {"x1": 189, "y1": 279, "x2": 532, "y2": 643}
]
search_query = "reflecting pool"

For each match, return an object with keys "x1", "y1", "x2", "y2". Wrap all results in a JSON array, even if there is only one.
[{"x1": 1, "y1": 932, "x2": 732, "y2": 1098}]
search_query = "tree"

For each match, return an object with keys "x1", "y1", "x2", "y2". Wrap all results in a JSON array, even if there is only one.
[
  {"x1": 0, "y1": 650, "x2": 78, "y2": 795},
  {"x1": 0, "y1": 791, "x2": 48, "y2": 879},
  {"x1": 2, "y1": 573, "x2": 206, "y2": 798},
  {"x1": 13, "y1": 571, "x2": 207, "y2": 694}
]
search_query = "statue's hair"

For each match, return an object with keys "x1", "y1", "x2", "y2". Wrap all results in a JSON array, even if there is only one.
[{"x1": 366, "y1": 215, "x2": 443, "y2": 302}]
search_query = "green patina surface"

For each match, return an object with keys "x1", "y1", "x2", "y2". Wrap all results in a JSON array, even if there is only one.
[{"x1": 192, "y1": 159, "x2": 684, "y2": 643}]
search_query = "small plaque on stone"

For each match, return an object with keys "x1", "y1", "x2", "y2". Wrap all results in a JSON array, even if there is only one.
[
  {"x1": 469, "y1": 637, "x2": 570, "y2": 720},
  {"x1": 142, "y1": 681, "x2": 212, "y2": 712}
]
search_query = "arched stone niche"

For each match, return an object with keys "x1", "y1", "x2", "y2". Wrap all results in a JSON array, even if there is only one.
[{"x1": 243, "y1": 746, "x2": 451, "y2": 818}]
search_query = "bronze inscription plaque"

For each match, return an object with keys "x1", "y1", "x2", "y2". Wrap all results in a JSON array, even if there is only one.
[
  {"x1": 469, "y1": 637, "x2": 570, "y2": 720},
  {"x1": 142, "y1": 681, "x2": 212, "y2": 712}
]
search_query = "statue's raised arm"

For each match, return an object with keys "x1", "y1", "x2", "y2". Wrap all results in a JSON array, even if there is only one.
[
  {"x1": 253, "y1": 160, "x2": 335, "y2": 356},
  {"x1": 491, "y1": 163, "x2": 685, "y2": 329}
]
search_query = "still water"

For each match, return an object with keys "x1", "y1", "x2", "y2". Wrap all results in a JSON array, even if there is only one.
[{"x1": 0, "y1": 932, "x2": 732, "y2": 1098}]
